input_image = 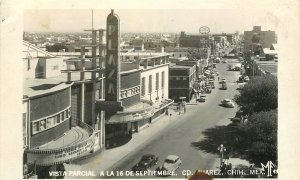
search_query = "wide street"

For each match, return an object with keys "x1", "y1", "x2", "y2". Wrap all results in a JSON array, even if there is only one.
[{"x1": 99, "y1": 58, "x2": 242, "y2": 179}]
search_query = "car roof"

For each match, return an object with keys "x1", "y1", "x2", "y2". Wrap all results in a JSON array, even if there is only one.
[
  {"x1": 165, "y1": 155, "x2": 179, "y2": 161},
  {"x1": 223, "y1": 99, "x2": 231, "y2": 101}
]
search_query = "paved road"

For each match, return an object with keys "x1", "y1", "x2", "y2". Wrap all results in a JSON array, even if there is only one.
[{"x1": 102, "y1": 59, "x2": 242, "y2": 179}]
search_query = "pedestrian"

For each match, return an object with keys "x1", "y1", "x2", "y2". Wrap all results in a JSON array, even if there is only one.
[
  {"x1": 184, "y1": 106, "x2": 186, "y2": 113},
  {"x1": 128, "y1": 128, "x2": 132, "y2": 138},
  {"x1": 218, "y1": 76, "x2": 220, "y2": 81}
]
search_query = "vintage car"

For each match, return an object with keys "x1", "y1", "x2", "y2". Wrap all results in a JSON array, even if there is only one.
[
  {"x1": 156, "y1": 155, "x2": 182, "y2": 176},
  {"x1": 132, "y1": 154, "x2": 159, "y2": 171},
  {"x1": 198, "y1": 95, "x2": 206, "y2": 102},
  {"x1": 221, "y1": 99, "x2": 235, "y2": 108},
  {"x1": 244, "y1": 76, "x2": 249, "y2": 82},
  {"x1": 221, "y1": 82, "x2": 227, "y2": 90}
]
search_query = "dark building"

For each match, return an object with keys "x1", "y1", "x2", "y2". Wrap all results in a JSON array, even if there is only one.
[
  {"x1": 169, "y1": 64, "x2": 197, "y2": 102},
  {"x1": 179, "y1": 31, "x2": 210, "y2": 48}
]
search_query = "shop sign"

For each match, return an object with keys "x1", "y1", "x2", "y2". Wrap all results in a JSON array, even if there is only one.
[
  {"x1": 106, "y1": 10, "x2": 120, "y2": 102},
  {"x1": 27, "y1": 137, "x2": 96, "y2": 165}
]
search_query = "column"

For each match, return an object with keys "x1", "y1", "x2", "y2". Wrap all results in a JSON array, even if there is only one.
[{"x1": 81, "y1": 83, "x2": 85, "y2": 122}]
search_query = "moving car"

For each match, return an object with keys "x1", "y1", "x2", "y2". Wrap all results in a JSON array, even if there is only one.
[
  {"x1": 156, "y1": 155, "x2": 182, "y2": 176},
  {"x1": 220, "y1": 78, "x2": 226, "y2": 84},
  {"x1": 222, "y1": 60, "x2": 227, "y2": 63},
  {"x1": 221, "y1": 82, "x2": 227, "y2": 90},
  {"x1": 132, "y1": 154, "x2": 159, "y2": 171},
  {"x1": 221, "y1": 99, "x2": 235, "y2": 108},
  {"x1": 198, "y1": 95, "x2": 206, "y2": 102}
]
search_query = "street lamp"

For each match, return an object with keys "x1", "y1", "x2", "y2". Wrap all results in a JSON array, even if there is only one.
[{"x1": 218, "y1": 144, "x2": 226, "y2": 167}]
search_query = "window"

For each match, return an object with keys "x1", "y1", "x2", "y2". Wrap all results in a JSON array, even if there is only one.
[
  {"x1": 149, "y1": 75, "x2": 152, "y2": 93},
  {"x1": 65, "y1": 110, "x2": 68, "y2": 119},
  {"x1": 183, "y1": 77, "x2": 187, "y2": 80},
  {"x1": 176, "y1": 77, "x2": 180, "y2": 80},
  {"x1": 141, "y1": 77, "x2": 145, "y2": 96},
  {"x1": 156, "y1": 73, "x2": 159, "y2": 90},
  {"x1": 40, "y1": 120, "x2": 46, "y2": 131},
  {"x1": 57, "y1": 114, "x2": 60, "y2": 124},
  {"x1": 31, "y1": 108, "x2": 71, "y2": 134},
  {"x1": 32, "y1": 122, "x2": 39, "y2": 134},
  {"x1": 47, "y1": 117, "x2": 54, "y2": 128},
  {"x1": 161, "y1": 71, "x2": 165, "y2": 88},
  {"x1": 61, "y1": 111, "x2": 65, "y2": 121}
]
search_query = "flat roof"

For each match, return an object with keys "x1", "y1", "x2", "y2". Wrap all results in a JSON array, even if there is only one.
[
  {"x1": 170, "y1": 65, "x2": 194, "y2": 69},
  {"x1": 37, "y1": 126, "x2": 90, "y2": 150},
  {"x1": 24, "y1": 76, "x2": 72, "y2": 98},
  {"x1": 259, "y1": 64, "x2": 277, "y2": 74}
]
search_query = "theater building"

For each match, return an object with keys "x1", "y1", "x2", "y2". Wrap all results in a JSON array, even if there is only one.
[
  {"x1": 23, "y1": 29, "x2": 106, "y2": 178},
  {"x1": 95, "y1": 10, "x2": 172, "y2": 148},
  {"x1": 99, "y1": 54, "x2": 172, "y2": 148}
]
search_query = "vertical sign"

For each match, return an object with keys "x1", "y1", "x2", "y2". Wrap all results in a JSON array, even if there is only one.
[{"x1": 106, "y1": 10, "x2": 120, "y2": 101}]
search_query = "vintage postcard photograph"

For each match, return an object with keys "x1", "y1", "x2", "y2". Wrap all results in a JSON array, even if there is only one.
[{"x1": 1, "y1": 0, "x2": 299, "y2": 180}]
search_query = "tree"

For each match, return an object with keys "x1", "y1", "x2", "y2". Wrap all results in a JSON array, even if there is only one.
[
  {"x1": 240, "y1": 109, "x2": 277, "y2": 166},
  {"x1": 234, "y1": 74, "x2": 277, "y2": 115},
  {"x1": 192, "y1": 110, "x2": 277, "y2": 167}
]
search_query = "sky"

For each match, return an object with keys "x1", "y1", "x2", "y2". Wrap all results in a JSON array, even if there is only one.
[{"x1": 23, "y1": 9, "x2": 279, "y2": 34}]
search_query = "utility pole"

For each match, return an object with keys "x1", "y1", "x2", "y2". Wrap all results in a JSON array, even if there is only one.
[{"x1": 218, "y1": 144, "x2": 226, "y2": 167}]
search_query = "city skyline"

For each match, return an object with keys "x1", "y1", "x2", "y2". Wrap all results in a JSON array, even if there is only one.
[{"x1": 24, "y1": 9, "x2": 279, "y2": 34}]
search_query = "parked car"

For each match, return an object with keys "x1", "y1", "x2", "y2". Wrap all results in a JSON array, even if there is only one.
[
  {"x1": 205, "y1": 86, "x2": 212, "y2": 93},
  {"x1": 209, "y1": 80, "x2": 215, "y2": 89},
  {"x1": 238, "y1": 76, "x2": 244, "y2": 82},
  {"x1": 156, "y1": 155, "x2": 182, "y2": 176},
  {"x1": 222, "y1": 60, "x2": 227, "y2": 63},
  {"x1": 221, "y1": 99, "x2": 235, "y2": 108},
  {"x1": 132, "y1": 154, "x2": 159, "y2": 171},
  {"x1": 244, "y1": 76, "x2": 249, "y2": 82},
  {"x1": 198, "y1": 95, "x2": 206, "y2": 102}
]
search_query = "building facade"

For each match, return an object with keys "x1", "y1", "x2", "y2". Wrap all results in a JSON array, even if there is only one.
[
  {"x1": 169, "y1": 64, "x2": 197, "y2": 102},
  {"x1": 244, "y1": 26, "x2": 277, "y2": 53}
]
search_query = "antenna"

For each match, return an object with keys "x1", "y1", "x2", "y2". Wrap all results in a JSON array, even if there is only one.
[{"x1": 92, "y1": 9, "x2": 94, "y2": 30}]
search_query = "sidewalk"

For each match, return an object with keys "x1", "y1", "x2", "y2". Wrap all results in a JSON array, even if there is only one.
[{"x1": 65, "y1": 107, "x2": 187, "y2": 178}]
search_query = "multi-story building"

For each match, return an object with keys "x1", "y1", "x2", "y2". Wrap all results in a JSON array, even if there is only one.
[
  {"x1": 179, "y1": 31, "x2": 211, "y2": 48},
  {"x1": 244, "y1": 26, "x2": 277, "y2": 54},
  {"x1": 169, "y1": 64, "x2": 197, "y2": 102},
  {"x1": 23, "y1": 28, "x2": 106, "y2": 178}
]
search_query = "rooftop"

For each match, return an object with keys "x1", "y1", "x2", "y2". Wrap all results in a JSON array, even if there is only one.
[
  {"x1": 37, "y1": 126, "x2": 89, "y2": 150},
  {"x1": 24, "y1": 72, "x2": 95, "y2": 98},
  {"x1": 170, "y1": 64, "x2": 194, "y2": 69}
]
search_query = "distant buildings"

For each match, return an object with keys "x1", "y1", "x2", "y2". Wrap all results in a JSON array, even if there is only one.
[
  {"x1": 244, "y1": 26, "x2": 277, "y2": 54},
  {"x1": 179, "y1": 31, "x2": 211, "y2": 48}
]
